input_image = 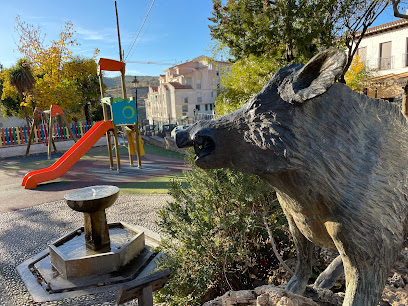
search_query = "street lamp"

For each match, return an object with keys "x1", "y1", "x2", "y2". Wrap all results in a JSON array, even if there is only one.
[{"x1": 132, "y1": 76, "x2": 139, "y2": 123}]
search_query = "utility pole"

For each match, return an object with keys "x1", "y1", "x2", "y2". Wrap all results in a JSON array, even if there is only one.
[
  {"x1": 115, "y1": 1, "x2": 127, "y2": 100},
  {"x1": 115, "y1": 1, "x2": 141, "y2": 168}
]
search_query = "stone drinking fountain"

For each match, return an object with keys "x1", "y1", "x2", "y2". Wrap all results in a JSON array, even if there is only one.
[{"x1": 17, "y1": 185, "x2": 169, "y2": 304}]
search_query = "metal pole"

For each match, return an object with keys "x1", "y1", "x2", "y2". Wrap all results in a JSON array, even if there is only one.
[
  {"x1": 115, "y1": 1, "x2": 127, "y2": 100},
  {"x1": 100, "y1": 72, "x2": 114, "y2": 170},
  {"x1": 135, "y1": 85, "x2": 142, "y2": 168},
  {"x1": 115, "y1": 1, "x2": 127, "y2": 168}
]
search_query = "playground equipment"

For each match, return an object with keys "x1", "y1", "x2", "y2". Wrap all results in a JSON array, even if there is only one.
[
  {"x1": 22, "y1": 58, "x2": 145, "y2": 189},
  {"x1": 98, "y1": 57, "x2": 144, "y2": 171},
  {"x1": 25, "y1": 105, "x2": 77, "y2": 158}
]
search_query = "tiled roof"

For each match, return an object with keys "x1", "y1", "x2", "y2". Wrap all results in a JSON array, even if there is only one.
[
  {"x1": 168, "y1": 82, "x2": 192, "y2": 89},
  {"x1": 357, "y1": 18, "x2": 408, "y2": 37},
  {"x1": 150, "y1": 86, "x2": 158, "y2": 92}
]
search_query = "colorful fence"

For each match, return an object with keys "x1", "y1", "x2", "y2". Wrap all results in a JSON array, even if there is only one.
[{"x1": 0, "y1": 121, "x2": 96, "y2": 147}]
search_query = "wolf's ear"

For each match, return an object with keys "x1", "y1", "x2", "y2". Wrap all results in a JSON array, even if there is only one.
[{"x1": 279, "y1": 48, "x2": 347, "y2": 103}]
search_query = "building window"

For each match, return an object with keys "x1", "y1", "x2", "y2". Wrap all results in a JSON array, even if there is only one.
[
  {"x1": 405, "y1": 38, "x2": 408, "y2": 67},
  {"x1": 184, "y1": 97, "x2": 188, "y2": 103},
  {"x1": 197, "y1": 93, "x2": 202, "y2": 102},
  {"x1": 210, "y1": 104, "x2": 213, "y2": 111},
  {"x1": 205, "y1": 104, "x2": 208, "y2": 111},
  {"x1": 182, "y1": 105, "x2": 188, "y2": 112},
  {"x1": 208, "y1": 63, "x2": 213, "y2": 70},
  {"x1": 196, "y1": 105, "x2": 201, "y2": 111},
  {"x1": 379, "y1": 41, "x2": 392, "y2": 70},
  {"x1": 184, "y1": 77, "x2": 192, "y2": 86},
  {"x1": 196, "y1": 79, "x2": 201, "y2": 89}
]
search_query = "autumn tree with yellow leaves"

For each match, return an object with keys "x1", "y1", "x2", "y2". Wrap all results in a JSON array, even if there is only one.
[
  {"x1": 0, "y1": 16, "x2": 100, "y2": 122},
  {"x1": 344, "y1": 54, "x2": 373, "y2": 92}
]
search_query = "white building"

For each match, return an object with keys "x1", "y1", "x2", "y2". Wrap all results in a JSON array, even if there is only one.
[
  {"x1": 0, "y1": 110, "x2": 26, "y2": 128},
  {"x1": 356, "y1": 18, "x2": 408, "y2": 100},
  {"x1": 145, "y1": 56, "x2": 231, "y2": 125}
]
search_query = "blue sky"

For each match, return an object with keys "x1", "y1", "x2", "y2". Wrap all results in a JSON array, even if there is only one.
[{"x1": 0, "y1": 0, "x2": 403, "y2": 77}]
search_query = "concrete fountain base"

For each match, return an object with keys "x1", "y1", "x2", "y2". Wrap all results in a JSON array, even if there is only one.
[
  {"x1": 17, "y1": 224, "x2": 162, "y2": 303},
  {"x1": 49, "y1": 222, "x2": 145, "y2": 279}
]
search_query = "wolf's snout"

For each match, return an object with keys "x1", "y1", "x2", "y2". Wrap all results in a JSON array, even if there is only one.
[{"x1": 176, "y1": 130, "x2": 194, "y2": 148}]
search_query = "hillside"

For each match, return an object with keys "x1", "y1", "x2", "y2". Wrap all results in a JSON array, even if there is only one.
[
  {"x1": 103, "y1": 75, "x2": 158, "y2": 123},
  {"x1": 103, "y1": 75, "x2": 159, "y2": 88}
]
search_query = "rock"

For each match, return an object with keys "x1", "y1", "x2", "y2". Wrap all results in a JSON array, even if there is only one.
[
  {"x1": 203, "y1": 290, "x2": 256, "y2": 306},
  {"x1": 388, "y1": 272, "x2": 406, "y2": 288},
  {"x1": 305, "y1": 286, "x2": 343, "y2": 305},
  {"x1": 380, "y1": 285, "x2": 408, "y2": 305},
  {"x1": 203, "y1": 286, "x2": 318, "y2": 306},
  {"x1": 255, "y1": 286, "x2": 318, "y2": 306}
]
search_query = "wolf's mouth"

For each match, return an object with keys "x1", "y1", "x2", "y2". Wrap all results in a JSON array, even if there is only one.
[{"x1": 194, "y1": 134, "x2": 216, "y2": 160}]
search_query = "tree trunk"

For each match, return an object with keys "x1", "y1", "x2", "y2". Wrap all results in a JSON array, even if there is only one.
[
  {"x1": 24, "y1": 106, "x2": 31, "y2": 130},
  {"x1": 84, "y1": 102, "x2": 91, "y2": 123}
]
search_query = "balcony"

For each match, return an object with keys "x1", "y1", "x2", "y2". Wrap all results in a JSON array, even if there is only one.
[{"x1": 378, "y1": 56, "x2": 394, "y2": 70}]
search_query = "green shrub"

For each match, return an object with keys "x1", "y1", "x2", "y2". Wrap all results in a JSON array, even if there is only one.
[{"x1": 155, "y1": 152, "x2": 294, "y2": 305}]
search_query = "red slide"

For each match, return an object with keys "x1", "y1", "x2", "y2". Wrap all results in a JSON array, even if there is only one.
[{"x1": 22, "y1": 120, "x2": 113, "y2": 189}]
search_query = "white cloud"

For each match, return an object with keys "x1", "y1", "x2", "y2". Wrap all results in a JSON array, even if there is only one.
[{"x1": 75, "y1": 26, "x2": 116, "y2": 42}]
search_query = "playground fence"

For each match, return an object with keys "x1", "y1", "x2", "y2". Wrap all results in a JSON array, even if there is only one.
[{"x1": 0, "y1": 121, "x2": 96, "y2": 147}]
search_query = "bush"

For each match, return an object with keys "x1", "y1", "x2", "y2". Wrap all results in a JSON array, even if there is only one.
[{"x1": 155, "y1": 152, "x2": 294, "y2": 305}]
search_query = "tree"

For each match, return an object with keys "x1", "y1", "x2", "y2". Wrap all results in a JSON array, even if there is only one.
[
  {"x1": 391, "y1": 0, "x2": 408, "y2": 18},
  {"x1": 0, "y1": 16, "x2": 101, "y2": 121},
  {"x1": 0, "y1": 68, "x2": 22, "y2": 118},
  {"x1": 215, "y1": 54, "x2": 282, "y2": 115},
  {"x1": 15, "y1": 17, "x2": 82, "y2": 118},
  {"x1": 209, "y1": 0, "x2": 340, "y2": 63},
  {"x1": 64, "y1": 56, "x2": 100, "y2": 122},
  {"x1": 8, "y1": 59, "x2": 35, "y2": 128},
  {"x1": 338, "y1": 0, "x2": 389, "y2": 83},
  {"x1": 209, "y1": 0, "x2": 389, "y2": 83},
  {"x1": 344, "y1": 54, "x2": 373, "y2": 91}
]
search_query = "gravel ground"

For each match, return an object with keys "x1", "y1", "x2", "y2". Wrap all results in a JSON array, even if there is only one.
[{"x1": 0, "y1": 194, "x2": 173, "y2": 306}]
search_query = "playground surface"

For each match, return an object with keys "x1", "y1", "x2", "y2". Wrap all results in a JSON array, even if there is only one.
[
  {"x1": 0, "y1": 143, "x2": 190, "y2": 305},
  {"x1": 0, "y1": 143, "x2": 189, "y2": 213}
]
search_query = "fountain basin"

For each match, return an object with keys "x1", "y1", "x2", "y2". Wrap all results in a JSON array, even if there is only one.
[
  {"x1": 64, "y1": 185, "x2": 119, "y2": 213},
  {"x1": 49, "y1": 222, "x2": 145, "y2": 279}
]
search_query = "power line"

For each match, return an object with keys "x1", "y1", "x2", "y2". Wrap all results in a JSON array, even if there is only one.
[
  {"x1": 124, "y1": 0, "x2": 156, "y2": 62},
  {"x1": 125, "y1": 0, "x2": 151, "y2": 56},
  {"x1": 126, "y1": 3, "x2": 158, "y2": 61},
  {"x1": 126, "y1": 61, "x2": 177, "y2": 65}
]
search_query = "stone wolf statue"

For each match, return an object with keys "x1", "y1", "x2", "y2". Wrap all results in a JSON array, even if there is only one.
[{"x1": 176, "y1": 49, "x2": 408, "y2": 306}]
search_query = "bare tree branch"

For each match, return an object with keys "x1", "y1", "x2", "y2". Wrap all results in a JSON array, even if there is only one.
[
  {"x1": 391, "y1": 0, "x2": 408, "y2": 18},
  {"x1": 339, "y1": 0, "x2": 389, "y2": 83},
  {"x1": 262, "y1": 214, "x2": 294, "y2": 276}
]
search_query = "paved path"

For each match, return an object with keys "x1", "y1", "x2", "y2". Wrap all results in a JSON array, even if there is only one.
[{"x1": 0, "y1": 194, "x2": 173, "y2": 305}]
